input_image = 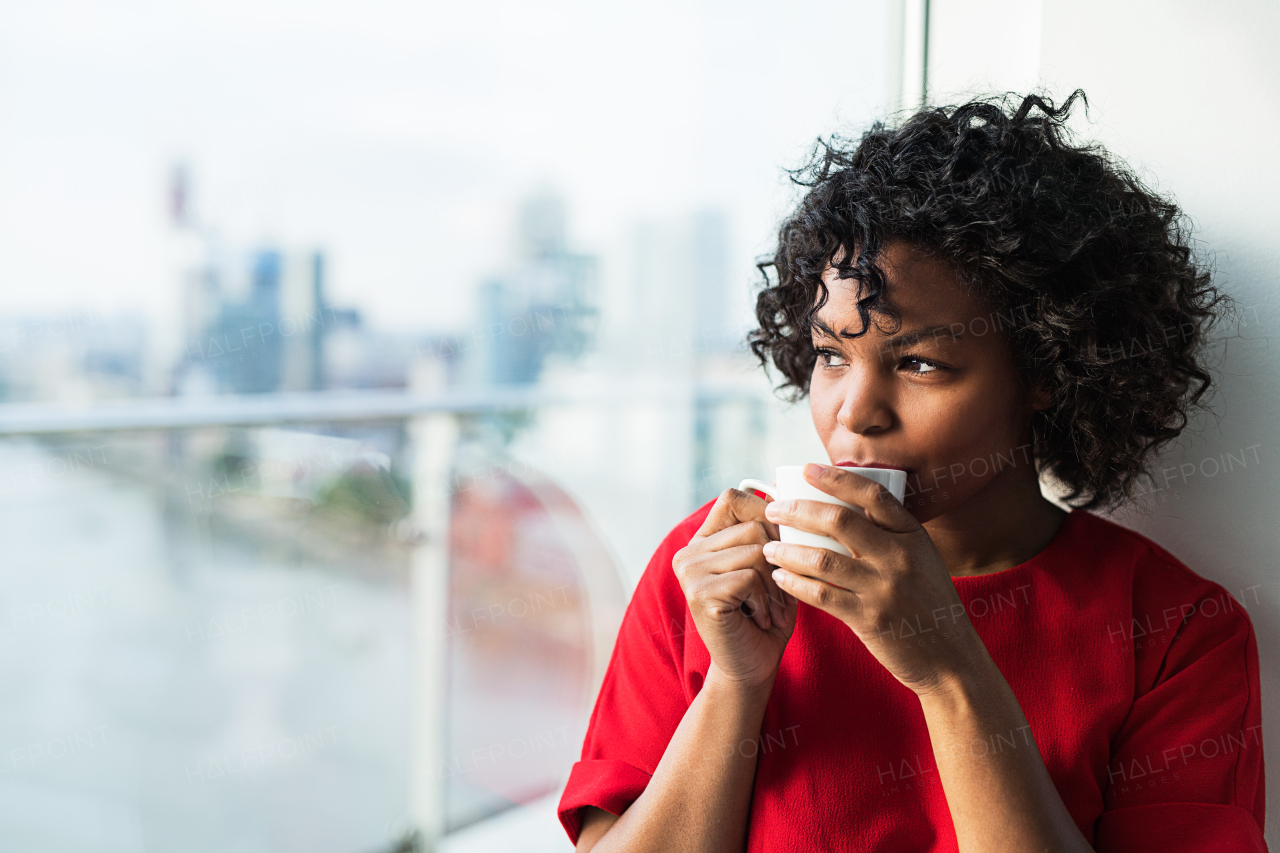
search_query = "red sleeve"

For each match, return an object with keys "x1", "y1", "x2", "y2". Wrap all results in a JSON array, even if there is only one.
[
  {"x1": 1095, "y1": 565, "x2": 1266, "y2": 852},
  {"x1": 556, "y1": 504, "x2": 710, "y2": 845}
]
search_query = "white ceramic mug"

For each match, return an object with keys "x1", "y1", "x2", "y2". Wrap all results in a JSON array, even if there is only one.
[{"x1": 737, "y1": 465, "x2": 907, "y2": 557}]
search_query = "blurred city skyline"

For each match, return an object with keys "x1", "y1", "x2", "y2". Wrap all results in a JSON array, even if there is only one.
[{"x1": 0, "y1": 0, "x2": 893, "y2": 342}]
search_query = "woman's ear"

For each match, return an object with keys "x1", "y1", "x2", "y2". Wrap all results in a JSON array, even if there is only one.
[{"x1": 1027, "y1": 375, "x2": 1053, "y2": 411}]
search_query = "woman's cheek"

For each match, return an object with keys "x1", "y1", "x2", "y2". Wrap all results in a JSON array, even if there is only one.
[
  {"x1": 902, "y1": 470, "x2": 953, "y2": 513},
  {"x1": 906, "y1": 489, "x2": 951, "y2": 509}
]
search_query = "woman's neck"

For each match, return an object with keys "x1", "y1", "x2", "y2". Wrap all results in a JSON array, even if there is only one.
[{"x1": 923, "y1": 466, "x2": 1068, "y2": 578}]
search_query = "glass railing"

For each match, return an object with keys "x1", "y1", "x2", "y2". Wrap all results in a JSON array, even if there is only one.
[{"x1": 0, "y1": 383, "x2": 777, "y2": 852}]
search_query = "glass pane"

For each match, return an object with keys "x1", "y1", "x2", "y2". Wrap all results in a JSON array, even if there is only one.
[
  {"x1": 444, "y1": 447, "x2": 594, "y2": 831},
  {"x1": 1, "y1": 1, "x2": 893, "y2": 848},
  {"x1": 0, "y1": 428, "x2": 414, "y2": 852}
]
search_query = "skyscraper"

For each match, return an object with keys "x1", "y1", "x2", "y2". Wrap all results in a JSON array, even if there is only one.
[{"x1": 471, "y1": 190, "x2": 598, "y2": 387}]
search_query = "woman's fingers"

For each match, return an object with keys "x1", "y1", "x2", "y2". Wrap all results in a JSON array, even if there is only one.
[
  {"x1": 804, "y1": 464, "x2": 918, "y2": 532},
  {"x1": 765, "y1": 497, "x2": 886, "y2": 558},
  {"x1": 763, "y1": 541, "x2": 876, "y2": 590},
  {"x1": 696, "y1": 568, "x2": 775, "y2": 632},
  {"x1": 669, "y1": 489, "x2": 802, "y2": 687},
  {"x1": 708, "y1": 522, "x2": 787, "y2": 622},
  {"x1": 770, "y1": 565, "x2": 861, "y2": 621},
  {"x1": 762, "y1": 541, "x2": 881, "y2": 624},
  {"x1": 694, "y1": 488, "x2": 781, "y2": 541},
  {"x1": 679, "y1": 542, "x2": 785, "y2": 628},
  {"x1": 699, "y1": 519, "x2": 775, "y2": 554}
]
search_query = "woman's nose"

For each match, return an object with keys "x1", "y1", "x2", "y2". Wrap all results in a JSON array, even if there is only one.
[{"x1": 836, "y1": 376, "x2": 893, "y2": 435}]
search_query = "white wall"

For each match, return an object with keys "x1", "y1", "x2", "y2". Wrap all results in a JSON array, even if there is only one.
[
  {"x1": 927, "y1": 0, "x2": 1043, "y2": 103},
  {"x1": 927, "y1": 0, "x2": 1280, "y2": 839}
]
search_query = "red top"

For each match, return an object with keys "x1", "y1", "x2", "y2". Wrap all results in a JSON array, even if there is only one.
[{"x1": 558, "y1": 505, "x2": 1267, "y2": 852}]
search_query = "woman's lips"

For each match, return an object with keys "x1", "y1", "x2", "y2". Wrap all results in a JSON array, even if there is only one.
[{"x1": 835, "y1": 460, "x2": 908, "y2": 471}]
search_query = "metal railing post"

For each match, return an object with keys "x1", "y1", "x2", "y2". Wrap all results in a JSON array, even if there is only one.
[{"x1": 408, "y1": 411, "x2": 459, "y2": 851}]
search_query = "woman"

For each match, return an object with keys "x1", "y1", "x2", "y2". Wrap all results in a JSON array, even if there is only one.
[{"x1": 557, "y1": 92, "x2": 1265, "y2": 852}]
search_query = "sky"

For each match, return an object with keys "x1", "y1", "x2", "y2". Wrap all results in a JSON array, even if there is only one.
[{"x1": 0, "y1": 0, "x2": 892, "y2": 335}]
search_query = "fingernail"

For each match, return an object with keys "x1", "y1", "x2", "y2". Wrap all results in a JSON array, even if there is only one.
[
  {"x1": 762, "y1": 541, "x2": 778, "y2": 560},
  {"x1": 772, "y1": 568, "x2": 785, "y2": 583},
  {"x1": 804, "y1": 463, "x2": 827, "y2": 479},
  {"x1": 765, "y1": 499, "x2": 792, "y2": 518}
]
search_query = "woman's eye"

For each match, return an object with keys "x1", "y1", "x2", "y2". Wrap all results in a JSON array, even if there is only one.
[
  {"x1": 816, "y1": 348, "x2": 848, "y2": 368},
  {"x1": 900, "y1": 356, "x2": 940, "y2": 374}
]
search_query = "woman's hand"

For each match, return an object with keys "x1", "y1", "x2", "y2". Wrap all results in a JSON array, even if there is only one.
[
  {"x1": 672, "y1": 488, "x2": 799, "y2": 689},
  {"x1": 763, "y1": 464, "x2": 982, "y2": 695}
]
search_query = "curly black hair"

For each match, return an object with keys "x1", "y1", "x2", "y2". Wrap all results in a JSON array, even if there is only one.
[{"x1": 748, "y1": 91, "x2": 1231, "y2": 511}]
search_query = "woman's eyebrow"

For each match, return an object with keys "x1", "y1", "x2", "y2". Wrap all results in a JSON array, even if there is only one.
[
  {"x1": 883, "y1": 324, "x2": 961, "y2": 348},
  {"x1": 811, "y1": 318, "x2": 842, "y2": 340},
  {"x1": 812, "y1": 318, "x2": 959, "y2": 348}
]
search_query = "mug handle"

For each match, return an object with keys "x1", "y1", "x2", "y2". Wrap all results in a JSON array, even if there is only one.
[{"x1": 738, "y1": 479, "x2": 777, "y2": 500}]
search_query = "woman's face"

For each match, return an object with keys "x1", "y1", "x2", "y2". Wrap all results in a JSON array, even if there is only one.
[{"x1": 809, "y1": 243, "x2": 1042, "y2": 523}]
